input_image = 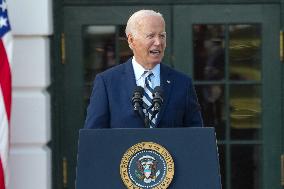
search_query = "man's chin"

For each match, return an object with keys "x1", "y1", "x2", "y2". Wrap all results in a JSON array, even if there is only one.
[
  {"x1": 149, "y1": 61, "x2": 161, "y2": 67},
  {"x1": 149, "y1": 58, "x2": 163, "y2": 65}
]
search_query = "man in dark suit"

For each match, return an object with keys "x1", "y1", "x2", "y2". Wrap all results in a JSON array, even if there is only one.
[{"x1": 84, "y1": 10, "x2": 203, "y2": 129}]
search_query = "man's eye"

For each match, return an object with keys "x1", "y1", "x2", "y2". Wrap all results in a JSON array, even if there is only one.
[
  {"x1": 160, "y1": 34, "x2": 166, "y2": 39},
  {"x1": 146, "y1": 34, "x2": 154, "y2": 39}
]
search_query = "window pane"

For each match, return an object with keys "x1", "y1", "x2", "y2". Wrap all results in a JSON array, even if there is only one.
[
  {"x1": 230, "y1": 85, "x2": 261, "y2": 140},
  {"x1": 196, "y1": 85, "x2": 225, "y2": 140},
  {"x1": 229, "y1": 25, "x2": 261, "y2": 81},
  {"x1": 193, "y1": 24, "x2": 225, "y2": 81},
  {"x1": 118, "y1": 25, "x2": 132, "y2": 63},
  {"x1": 231, "y1": 145, "x2": 261, "y2": 189},
  {"x1": 83, "y1": 25, "x2": 116, "y2": 106}
]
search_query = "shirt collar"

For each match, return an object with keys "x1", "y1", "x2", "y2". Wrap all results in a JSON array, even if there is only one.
[{"x1": 132, "y1": 56, "x2": 160, "y2": 81}]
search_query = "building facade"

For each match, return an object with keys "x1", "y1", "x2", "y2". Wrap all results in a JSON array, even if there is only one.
[{"x1": 7, "y1": 0, "x2": 284, "y2": 189}]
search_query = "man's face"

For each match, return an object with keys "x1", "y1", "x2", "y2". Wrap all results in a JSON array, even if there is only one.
[{"x1": 128, "y1": 15, "x2": 166, "y2": 69}]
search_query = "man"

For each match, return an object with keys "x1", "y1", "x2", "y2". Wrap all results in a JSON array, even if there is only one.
[{"x1": 84, "y1": 10, "x2": 203, "y2": 129}]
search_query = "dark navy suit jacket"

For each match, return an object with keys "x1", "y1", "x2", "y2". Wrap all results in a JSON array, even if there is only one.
[{"x1": 84, "y1": 58, "x2": 203, "y2": 128}]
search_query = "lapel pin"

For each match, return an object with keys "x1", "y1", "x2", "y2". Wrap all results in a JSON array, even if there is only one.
[{"x1": 167, "y1": 80, "x2": 171, "y2": 84}]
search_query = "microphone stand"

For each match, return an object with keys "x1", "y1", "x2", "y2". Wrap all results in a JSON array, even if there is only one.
[
  {"x1": 144, "y1": 111, "x2": 150, "y2": 128},
  {"x1": 132, "y1": 86, "x2": 146, "y2": 125},
  {"x1": 147, "y1": 86, "x2": 163, "y2": 127}
]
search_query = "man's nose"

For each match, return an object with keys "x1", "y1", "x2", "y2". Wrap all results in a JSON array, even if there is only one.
[{"x1": 153, "y1": 36, "x2": 162, "y2": 45}]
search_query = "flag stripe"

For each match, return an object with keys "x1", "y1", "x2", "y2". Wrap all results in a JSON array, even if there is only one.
[
  {"x1": 0, "y1": 158, "x2": 5, "y2": 189},
  {"x1": 0, "y1": 87, "x2": 9, "y2": 189},
  {"x1": 0, "y1": 0, "x2": 12, "y2": 187},
  {"x1": 0, "y1": 40, "x2": 11, "y2": 121}
]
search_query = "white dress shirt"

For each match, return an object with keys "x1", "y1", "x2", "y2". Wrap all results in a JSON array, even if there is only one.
[{"x1": 132, "y1": 57, "x2": 160, "y2": 88}]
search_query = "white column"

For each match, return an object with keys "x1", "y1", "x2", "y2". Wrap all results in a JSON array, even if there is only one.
[{"x1": 7, "y1": 0, "x2": 53, "y2": 188}]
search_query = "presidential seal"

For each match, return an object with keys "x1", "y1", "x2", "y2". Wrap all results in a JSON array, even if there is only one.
[{"x1": 120, "y1": 142, "x2": 174, "y2": 189}]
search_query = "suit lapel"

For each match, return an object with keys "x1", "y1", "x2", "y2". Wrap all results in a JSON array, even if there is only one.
[
  {"x1": 121, "y1": 58, "x2": 146, "y2": 128},
  {"x1": 155, "y1": 64, "x2": 173, "y2": 126},
  {"x1": 121, "y1": 59, "x2": 137, "y2": 104}
]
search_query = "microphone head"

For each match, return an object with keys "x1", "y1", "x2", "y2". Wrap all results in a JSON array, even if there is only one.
[
  {"x1": 153, "y1": 86, "x2": 163, "y2": 96},
  {"x1": 134, "y1": 86, "x2": 144, "y2": 94},
  {"x1": 132, "y1": 86, "x2": 144, "y2": 110},
  {"x1": 152, "y1": 86, "x2": 163, "y2": 113}
]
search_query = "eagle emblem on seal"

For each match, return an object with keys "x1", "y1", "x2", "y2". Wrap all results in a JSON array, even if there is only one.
[{"x1": 135, "y1": 155, "x2": 161, "y2": 183}]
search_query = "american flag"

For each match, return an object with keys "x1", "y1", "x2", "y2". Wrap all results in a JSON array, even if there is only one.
[{"x1": 0, "y1": 0, "x2": 12, "y2": 188}]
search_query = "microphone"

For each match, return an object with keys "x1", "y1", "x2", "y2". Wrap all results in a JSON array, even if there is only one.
[
  {"x1": 152, "y1": 86, "x2": 163, "y2": 116},
  {"x1": 132, "y1": 86, "x2": 144, "y2": 111}
]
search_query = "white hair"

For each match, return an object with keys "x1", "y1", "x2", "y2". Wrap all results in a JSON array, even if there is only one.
[{"x1": 125, "y1": 10, "x2": 164, "y2": 37}]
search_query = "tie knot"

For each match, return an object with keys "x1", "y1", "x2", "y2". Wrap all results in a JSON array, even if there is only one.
[{"x1": 144, "y1": 71, "x2": 153, "y2": 80}]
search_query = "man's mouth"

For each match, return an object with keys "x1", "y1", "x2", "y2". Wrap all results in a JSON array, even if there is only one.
[{"x1": 149, "y1": 50, "x2": 161, "y2": 55}]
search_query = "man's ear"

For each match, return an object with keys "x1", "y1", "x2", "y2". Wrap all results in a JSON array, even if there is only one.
[{"x1": 127, "y1": 34, "x2": 134, "y2": 50}]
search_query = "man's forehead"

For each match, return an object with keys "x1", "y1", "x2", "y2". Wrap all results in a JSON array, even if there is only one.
[
  {"x1": 144, "y1": 31, "x2": 167, "y2": 35},
  {"x1": 137, "y1": 16, "x2": 165, "y2": 27}
]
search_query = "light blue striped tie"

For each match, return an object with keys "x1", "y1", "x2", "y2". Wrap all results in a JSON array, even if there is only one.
[{"x1": 143, "y1": 71, "x2": 156, "y2": 128}]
